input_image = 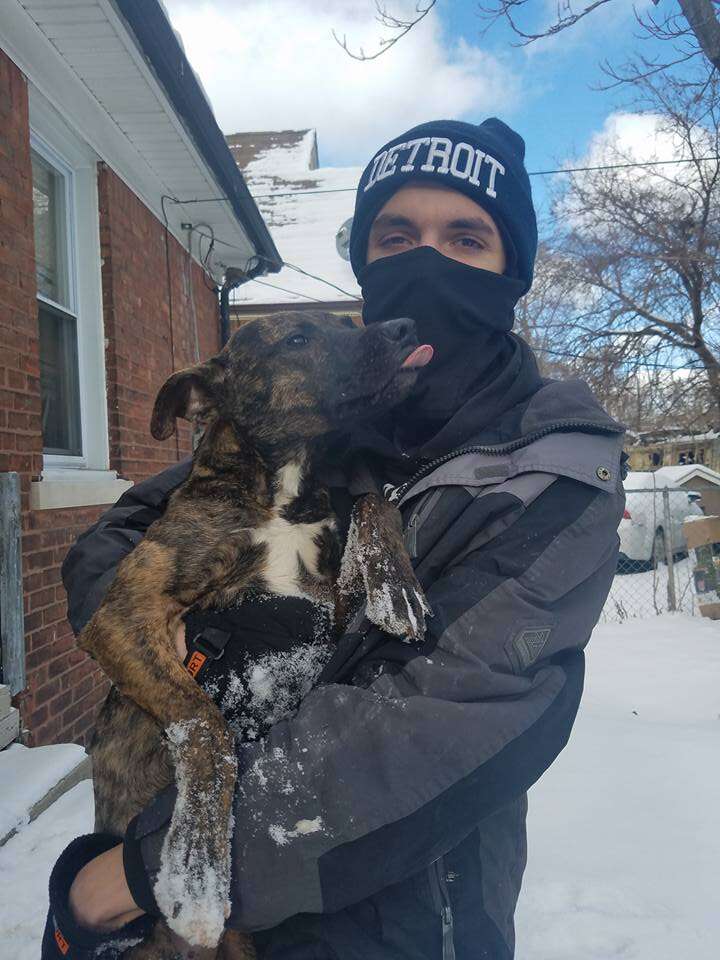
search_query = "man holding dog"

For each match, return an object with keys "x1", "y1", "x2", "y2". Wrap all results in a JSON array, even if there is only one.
[{"x1": 47, "y1": 118, "x2": 625, "y2": 959}]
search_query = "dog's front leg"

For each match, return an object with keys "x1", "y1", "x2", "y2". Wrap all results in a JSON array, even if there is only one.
[{"x1": 78, "y1": 540, "x2": 246, "y2": 950}]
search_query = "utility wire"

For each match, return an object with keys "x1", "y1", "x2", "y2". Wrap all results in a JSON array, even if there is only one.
[
  {"x1": 530, "y1": 342, "x2": 706, "y2": 371},
  {"x1": 192, "y1": 227, "x2": 358, "y2": 299},
  {"x1": 163, "y1": 154, "x2": 720, "y2": 204},
  {"x1": 166, "y1": 194, "x2": 709, "y2": 374},
  {"x1": 234, "y1": 277, "x2": 326, "y2": 303}
]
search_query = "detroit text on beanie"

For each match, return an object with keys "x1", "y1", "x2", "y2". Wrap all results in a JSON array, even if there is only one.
[{"x1": 348, "y1": 118, "x2": 538, "y2": 294}]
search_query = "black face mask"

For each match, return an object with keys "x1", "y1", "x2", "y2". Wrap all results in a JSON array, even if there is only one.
[{"x1": 359, "y1": 246, "x2": 526, "y2": 421}]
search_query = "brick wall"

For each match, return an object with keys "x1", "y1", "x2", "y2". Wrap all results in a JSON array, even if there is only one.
[
  {"x1": 0, "y1": 50, "x2": 42, "y2": 499},
  {"x1": 0, "y1": 50, "x2": 221, "y2": 747},
  {"x1": 99, "y1": 164, "x2": 220, "y2": 481}
]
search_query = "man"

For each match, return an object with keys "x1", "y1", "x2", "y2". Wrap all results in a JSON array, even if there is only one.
[{"x1": 45, "y1": 118, "x2": 625, "y2": 959}]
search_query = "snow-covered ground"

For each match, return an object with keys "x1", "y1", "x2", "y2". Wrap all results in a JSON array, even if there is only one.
[
  {"x1": 1, "y1": 614, "x2": 718, "y2": 959},
  {"x1": 0, "y1": 780, "x2": 93, "y2": 960},
  {"x1": 0, "y1": 742, "x2": 86, "y2": 842},
  {"x1": 517, "y1": 613, "x2": 720, "y2": 959}
]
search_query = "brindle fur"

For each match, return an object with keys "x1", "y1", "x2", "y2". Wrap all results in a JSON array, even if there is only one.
[{"x1": 82, "y1": 312, "x2": 429, "y2": 960}]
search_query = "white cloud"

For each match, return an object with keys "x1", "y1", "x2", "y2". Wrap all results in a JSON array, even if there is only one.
[
  {"x1": 557, "y1": 110, "x2": 716, "y2": 232},
  {"x1": 162, "y1": 0, "x2": 519, "y2": 165}
]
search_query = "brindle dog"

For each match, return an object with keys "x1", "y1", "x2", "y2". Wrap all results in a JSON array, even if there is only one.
[{"x1": 80, "y1": 311, "x2": 432, "y2": 960}]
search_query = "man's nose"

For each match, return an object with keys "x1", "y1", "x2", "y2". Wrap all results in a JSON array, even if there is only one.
[{"x1": 376, "y1": 317, "x2": 416, "y2": 344}]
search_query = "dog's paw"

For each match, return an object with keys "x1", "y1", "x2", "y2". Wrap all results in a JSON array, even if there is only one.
[
  {"x1": 340, "y1": 493, "x2": 432, "y2": 642},
  {"x1": 364, "y1": 564, "x2": 432, "y2": 643}
]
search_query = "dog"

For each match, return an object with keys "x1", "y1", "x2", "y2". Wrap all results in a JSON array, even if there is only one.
[{"x1": 80, "y1": 311, "x2": 433, "y2": 959}]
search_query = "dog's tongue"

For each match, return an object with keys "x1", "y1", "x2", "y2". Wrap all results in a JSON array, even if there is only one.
[{"x1": 401, "y1": 344, "x2": 434, "y2": 369}]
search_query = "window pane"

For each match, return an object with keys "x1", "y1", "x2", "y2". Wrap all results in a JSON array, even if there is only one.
[
  {"x1": 39, "y1": 302, "x2": 82, "y2": 456},
  {"x1": 31, "y1": 151, "x2": 70, "y2": 308}
]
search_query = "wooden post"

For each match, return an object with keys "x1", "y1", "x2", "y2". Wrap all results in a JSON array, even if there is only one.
[
  {"x1": 0, "y1": 473, "x2": 26, "y2": 695},
  {"x1": 683, "y1": 514, "x2": 720, "y2": 620},
  {"x1": 662, "y1": 488, "x2": 677, "y2": 612}
]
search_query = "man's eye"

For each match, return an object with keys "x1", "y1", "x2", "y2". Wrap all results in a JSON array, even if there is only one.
[
  {"x1": 455, "y1": 237, "x2": 483, "y2": 249},
  {"x1": 380, "y1": 234, "x2": 410, "y2": 247},
  {"x1": 286, "y1": 334, "x2": 309, "y2": 347}
]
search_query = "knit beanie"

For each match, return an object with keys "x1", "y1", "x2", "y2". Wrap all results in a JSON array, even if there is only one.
[{"x1": 348, "y1": 118, "x2": 538, "y2": 294}]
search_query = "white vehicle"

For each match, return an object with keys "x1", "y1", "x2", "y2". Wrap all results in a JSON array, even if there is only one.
[{"x1": 618, "y1": 471, "x2": 704, "y2": 567}]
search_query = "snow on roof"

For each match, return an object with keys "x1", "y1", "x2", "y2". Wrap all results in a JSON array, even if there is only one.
[
  {"x1": 625, "y1": 466, "x2": 720, "y2": 489},
  {"x1": 633, "y1": 429, "x2": 720, "y2": 445},
  {"x1": 654, "y1": 464, "x2": 720, "y2": 486},
  {"x1": 228, "y1": 129, "x2": 319, "y2": 178},
  {"x1": 226, "y1": 130, "x2": 361, "y2": 305}
]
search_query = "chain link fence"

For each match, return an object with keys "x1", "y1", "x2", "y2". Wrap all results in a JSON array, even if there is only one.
[{"x1": 601, "y1": 485, "x2": 719, "y2": 623}]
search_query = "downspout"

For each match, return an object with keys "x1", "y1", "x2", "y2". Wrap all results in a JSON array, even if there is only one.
[{"x1": 219, "y1": 263, "x2": 266, "y2": 345}]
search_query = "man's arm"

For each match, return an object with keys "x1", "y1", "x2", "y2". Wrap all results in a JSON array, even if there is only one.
[
  {"x1": 120, "y1": 475, "x2": 623, "y2": 931},
  {"x1": 61, "y1": 460, "x2": 190, "y2": 634}
]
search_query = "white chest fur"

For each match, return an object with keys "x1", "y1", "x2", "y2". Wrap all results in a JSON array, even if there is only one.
[{"x1": 253, "y1": 461, "x2": 333, "y2": 598}]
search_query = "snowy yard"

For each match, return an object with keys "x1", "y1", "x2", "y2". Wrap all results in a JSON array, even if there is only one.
[{"x1": 1, "y1": 614, "x2": 718, "y2": 959}]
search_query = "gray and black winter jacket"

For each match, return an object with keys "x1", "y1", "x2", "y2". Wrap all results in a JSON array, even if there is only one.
[{"x1": 62, "y1": 377, "x2": 625, "y2": 960}]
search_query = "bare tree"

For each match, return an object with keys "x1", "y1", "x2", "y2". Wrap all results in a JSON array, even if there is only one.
[
  {"x1": 517, "y1": 242, "x2": 718, "y2": 431},
  {"x1": 478, "y1": 0, "x2": 720, "y2": 83},
  {"x1": 542, "y1": 65, "x2": 720, "y2": 423}
]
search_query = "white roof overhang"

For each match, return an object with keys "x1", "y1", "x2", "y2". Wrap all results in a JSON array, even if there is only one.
[{"x1": 2, "y1": 0, "x2": 269, "y2": 280}]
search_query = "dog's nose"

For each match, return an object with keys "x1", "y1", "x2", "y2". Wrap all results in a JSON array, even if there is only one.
[{"x1": 377, "y1": 317, "x2": 416, "y2": 343}]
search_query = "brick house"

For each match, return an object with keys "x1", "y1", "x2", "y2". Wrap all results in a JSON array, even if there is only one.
[
  {"x1": 226, "y1": 129, "x2": 363, "y2": 326},
  {"x1": 0, "y1": 0, "x2": 280, "y2": 749}
]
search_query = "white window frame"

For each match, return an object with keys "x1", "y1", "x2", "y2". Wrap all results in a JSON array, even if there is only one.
[
  {"x1": 29, "y1": 90, "x2": 132, "y2": 509},
  {"x1": 31, "y1": 136, "x2": 82, "y2": 461}
]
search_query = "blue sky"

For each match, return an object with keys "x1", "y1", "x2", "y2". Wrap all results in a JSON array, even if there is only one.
[{"x1": 166, "y1": 1, "x2": 692, "y2": 216}]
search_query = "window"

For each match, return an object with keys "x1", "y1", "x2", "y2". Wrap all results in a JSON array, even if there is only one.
[
  {"x1": 26, "y1": 90, "x2": 131, "y2": 509},
  {"x1": 31, "y1": 148, "x2": 82, "y2": 457}
]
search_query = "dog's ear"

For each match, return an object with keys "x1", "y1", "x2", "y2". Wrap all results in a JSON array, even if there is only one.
[{"x1": 150, "y1": 359, "x2": 224, "y2": 440}]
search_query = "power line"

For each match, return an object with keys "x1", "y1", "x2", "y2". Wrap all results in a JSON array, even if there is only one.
[
  {"x1": 192, "y1": 228, "x2": 358, "y2": 299},
  {"x1": 233, "y1": 277, "x2": 325, "y2": 303},
  {"x1": 531, "y1": 342, "x2": 706, "y2": 371},
  {"x1": 164, "y1": 154, "x2": 720, "y2": 204}
]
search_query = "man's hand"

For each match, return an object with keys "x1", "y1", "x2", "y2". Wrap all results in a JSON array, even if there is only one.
[
  {"x1": 175, "y1": 622, "x2": 187, "y2": 660},
  {"x1": 69, "y1": 844, "x2": 143, "y2": 931}
]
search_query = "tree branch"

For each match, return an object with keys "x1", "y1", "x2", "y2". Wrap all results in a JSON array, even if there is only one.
[{"x1": 333, "y1": 0, "x2": 437, "y2": 61}]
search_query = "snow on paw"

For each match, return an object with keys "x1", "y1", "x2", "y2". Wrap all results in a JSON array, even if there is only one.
[
  {"x1": 340, "y1": 495, "x2": 432, "y2": 643},
  {"x1": 154, "y1": 719, "x2": 237, "y2": 948},
  {"x1": 367, "y1": 581, "x2": 429, "y2": 642}
]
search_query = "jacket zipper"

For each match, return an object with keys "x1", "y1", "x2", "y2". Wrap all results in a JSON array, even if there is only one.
[
  {"x1": 428, "y1": 857, "x2": 456, "y2": 960},
  {"x1": 405, "y1": 488, "x2": 443, "y2": 558},
  {"x1": 385, "y1": 419, "x2": 622, "y2": 506}
]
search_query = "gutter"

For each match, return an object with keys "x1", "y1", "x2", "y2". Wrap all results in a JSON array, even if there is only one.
[{"x1": 112, "y1": 0, "x2": 282, "y2": 274}]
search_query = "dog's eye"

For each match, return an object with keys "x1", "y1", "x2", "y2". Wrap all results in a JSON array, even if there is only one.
[{"x1": 286, "y1": 334, "x2": 309, "y2": 347}]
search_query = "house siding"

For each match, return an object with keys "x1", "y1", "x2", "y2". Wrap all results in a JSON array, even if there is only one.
[{"x1": 0, "y1": 50, "x2": 221, "y2": 747}]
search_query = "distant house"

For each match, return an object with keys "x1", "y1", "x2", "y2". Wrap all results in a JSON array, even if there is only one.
[
  {"x1": 627, "y1": 430, "x2": 720, "y2": 474},
  {"x1": 226, "y1": 129, "x2": 363, "y2": 325},
  {"x1": 0, "y1": 0, "x2": 279, "y2": 748},
  {"x1": 647, "y1": 465, "x2": 720, "y2": 518}
]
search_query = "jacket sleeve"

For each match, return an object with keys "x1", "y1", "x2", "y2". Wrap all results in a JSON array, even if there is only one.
[
  {"x1": 124, "y1": 474, "x2": 624, "y2": 931},
  {"x1": 61, "y1": 460, "x2": 191, "y2": 634}
]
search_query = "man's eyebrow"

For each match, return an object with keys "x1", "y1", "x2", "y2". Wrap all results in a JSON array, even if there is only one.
[
  {"x1": 370, "y1": 214, "x2": 416, "y2": 231},
  {"x1": 447, "y1": 217, "x2": 496, "y2": 237}
]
